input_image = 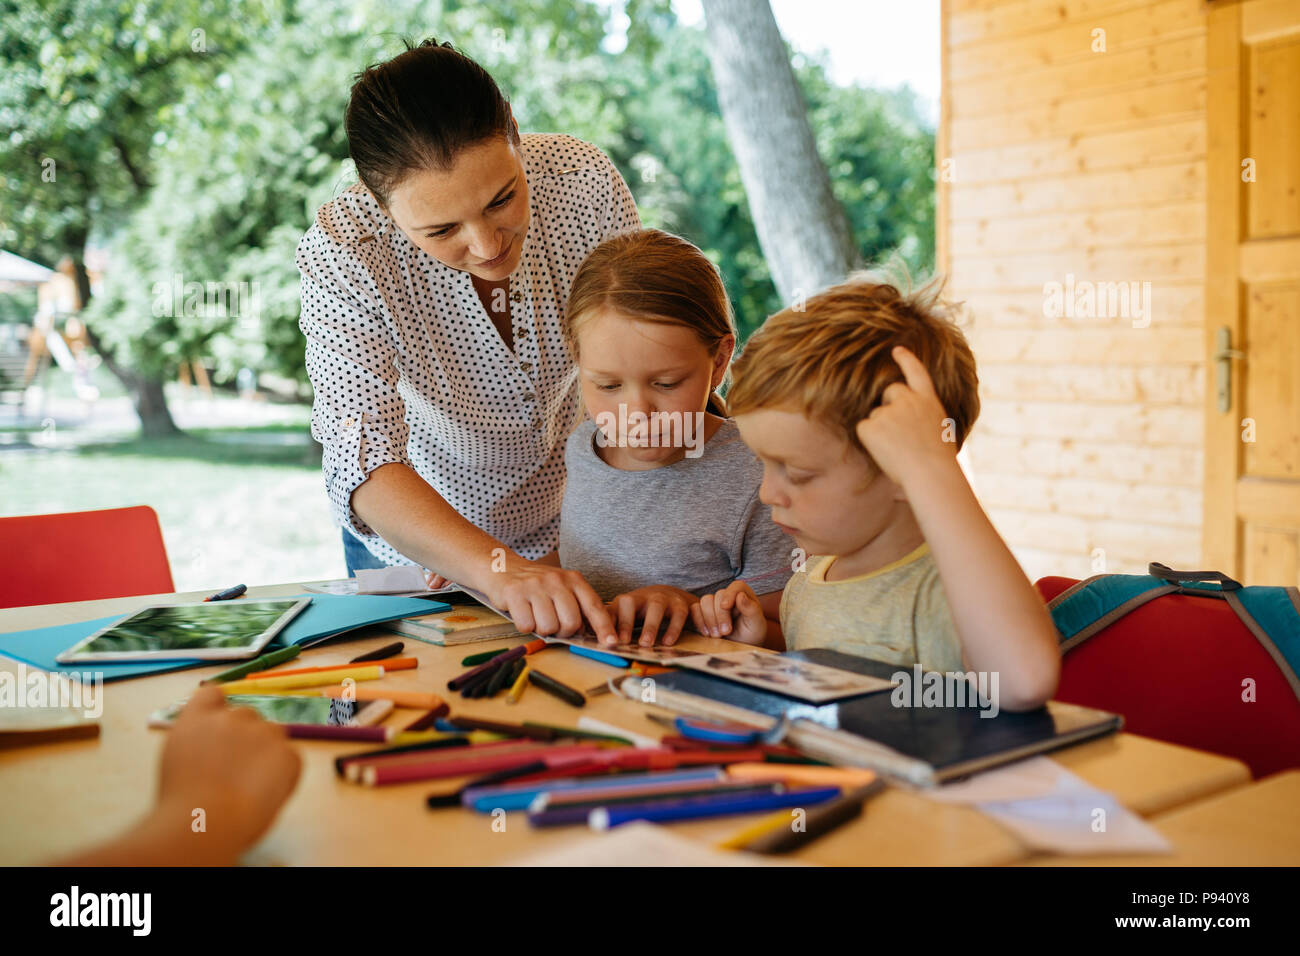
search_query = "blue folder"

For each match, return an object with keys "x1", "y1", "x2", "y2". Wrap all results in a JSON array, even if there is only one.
[{"x1": 0, "y1": 593, "x2": 450, "y2": 682}]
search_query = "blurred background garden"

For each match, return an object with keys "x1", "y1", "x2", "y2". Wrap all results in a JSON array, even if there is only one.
[{"x1": 0, "y1": 0, "x2": 938, "y2": 590}]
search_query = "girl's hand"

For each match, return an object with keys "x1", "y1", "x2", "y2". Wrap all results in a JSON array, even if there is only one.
[
  {"x1": 607, "y1": 585, "x2": 699, "y2": 646},
  {"x1": 424, "y1": 571, "x2": 455, "y2": 590},
  {"x1": 693, "y1": 580, "x2": 766, "y2": 645},
  {"x1": 854, "y1": 346, "x2": 961, "y2": 489},
  {"x1": 483, "y1": 560, "x2": 617, "y2": 644}
]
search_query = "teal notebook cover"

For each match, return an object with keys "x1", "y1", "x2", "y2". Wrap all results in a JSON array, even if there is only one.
[{"x1": 0, "y1": 593, "x2": 450, "y2": 682}]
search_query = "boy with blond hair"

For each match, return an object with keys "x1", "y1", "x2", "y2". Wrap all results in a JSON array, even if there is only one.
[{"x1": 694, "y1": 276, "x2": 1060, "y2": 711}]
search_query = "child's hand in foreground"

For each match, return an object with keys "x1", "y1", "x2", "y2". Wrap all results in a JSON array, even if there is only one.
[
  {"x1": 607, "y1": 585, "x2": 699, "y2": 646},
  {"x1": 693, "y1": 580, "x2": 766, "y2": 645},
  {"x1": 54, "y1": 684, "x2": 302, "y2": 866},
  {"x1": 855, "y1": 346, "x2": 961, "y2": 489},
  {"x1": 154, "y1": 684, "x2": 302, "y2": 862}
]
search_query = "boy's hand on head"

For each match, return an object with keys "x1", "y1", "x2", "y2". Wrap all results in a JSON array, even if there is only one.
[
  {"x1": 607, "y1": 585, "x2": 698, "y2": 646},
  {"x1": 693, "y1": 580, "x2": 766, "y2": 645},
  {"x1": 855, "y1": 346, "x2": 960, "y2": 488}
]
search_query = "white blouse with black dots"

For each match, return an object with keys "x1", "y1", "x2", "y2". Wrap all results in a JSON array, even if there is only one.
[{"x1": 296, "y1": 133, "x2": 641, "y2": 567}]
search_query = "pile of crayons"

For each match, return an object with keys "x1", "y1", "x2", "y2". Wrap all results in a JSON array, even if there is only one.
[
  {"x1": 451, "y1": 640, "x2": 672, "y2": 707},
  {"x1": 330, "y1": 713, "x2": 884, "y2": 846},
  {"x1": 451, "y1": 639, "x2": 587, "y2": 706},
  {"x1": 203, "y1": 641, "x2": 886, "y2": 849}
]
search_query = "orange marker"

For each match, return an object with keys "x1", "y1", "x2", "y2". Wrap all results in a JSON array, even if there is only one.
[{"x1": 250, "y1": 657, "x2": 419, "y2": 680}]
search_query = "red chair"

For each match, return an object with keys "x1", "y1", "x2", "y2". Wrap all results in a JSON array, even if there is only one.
[
  {"x1": 0, "y1": 506, "x2": 175, "y2": 608},
  {"x1": 1036, "y1": 575, "x2": 1300, "y2": 779}
]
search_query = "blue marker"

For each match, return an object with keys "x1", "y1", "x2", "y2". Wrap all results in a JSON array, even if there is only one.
[
  {"x1": 463, "y1": 767, "x2": 723, "y2": 813},
  {"x1": 590, "y1": 786, "x2": 843, "y2": 830},
  {"x1": 568, "y1": 644, "x2": 631, "y2": 668}
]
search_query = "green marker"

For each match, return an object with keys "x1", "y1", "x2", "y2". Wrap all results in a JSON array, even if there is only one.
[
  {"x1": 203, "y1": 644, "x2": 302, "y2": 684},
  {"x1": 522, "y1": 721, "x2": 628, "y2": 744},
  {"x1": 461, "y1": 648, "x2": 509, "y2": 667}
]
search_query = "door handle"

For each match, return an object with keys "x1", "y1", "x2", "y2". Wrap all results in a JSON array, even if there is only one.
[{"x1": 1213, "y1": 326, "x2": 1244, "y2": 414}]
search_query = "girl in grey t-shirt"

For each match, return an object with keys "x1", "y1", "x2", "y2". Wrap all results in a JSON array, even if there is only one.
[{"x1": 557, "y1": 229, "x2": 795, "y2": 647}]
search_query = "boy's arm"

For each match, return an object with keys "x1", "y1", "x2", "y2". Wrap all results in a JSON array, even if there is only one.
[
  {"x1": 857, "y1": 348, "x2": 1060, "y2": 711},
  {"x1": 904, "y1": 463, "x2": 1059, "y2": 709},
  {"x1": 756, "y1": 589, "x2": 786, "y2": 650}
]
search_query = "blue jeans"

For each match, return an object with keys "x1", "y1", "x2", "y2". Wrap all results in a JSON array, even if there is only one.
[{"x1": 342, "y1": 528, "x2": 389, "y2": 576}]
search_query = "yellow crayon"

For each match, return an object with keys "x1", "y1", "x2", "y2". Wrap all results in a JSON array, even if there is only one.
[{"x1": 506, "y1": 662, "x2": 530, "y2": 704}]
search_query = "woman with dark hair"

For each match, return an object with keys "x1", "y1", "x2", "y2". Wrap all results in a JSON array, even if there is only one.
[{"x1": 296, "y1": 38, "x2": 637, "y2": 642}]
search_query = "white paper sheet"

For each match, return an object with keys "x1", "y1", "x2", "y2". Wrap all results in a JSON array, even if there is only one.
[{"x1": 917, "y1": 756, "x2": 1172, "y2": 855}]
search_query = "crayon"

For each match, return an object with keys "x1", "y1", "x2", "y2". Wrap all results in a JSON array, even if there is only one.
[
  {"x1": 527, "y1": 668, "x2": 585, "y2": 708},
  {"x1": 350, "y1": 641, "x2": 405, "y2": 663}
]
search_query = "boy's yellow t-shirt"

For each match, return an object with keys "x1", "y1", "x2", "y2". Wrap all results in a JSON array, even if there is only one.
[{"x1": 779, "y1": 543, "x2": 965, "y2": 673}]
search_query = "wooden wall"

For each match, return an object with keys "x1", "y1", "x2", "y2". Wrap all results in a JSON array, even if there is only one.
[{"x1": 939, "y1": 0, "x2": 1209, "y2": 581}]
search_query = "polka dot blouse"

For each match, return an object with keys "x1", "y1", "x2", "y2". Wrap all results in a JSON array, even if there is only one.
[{"x1": 296, "y1": 133, "x2": 642, "y2": 566}]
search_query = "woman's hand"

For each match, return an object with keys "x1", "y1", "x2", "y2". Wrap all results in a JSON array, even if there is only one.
[
  {"x1": 607, "y1": 585, "x2": 700, "y2": 646},
  {"x1": 694, "y1": 580, "x2": 767, "y2": 646},
  {"x1": 482, "y1": 559, "x2": 617, "y2": 644}
]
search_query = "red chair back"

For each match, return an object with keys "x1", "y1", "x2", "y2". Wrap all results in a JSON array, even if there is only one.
[
  {"x1": 0, "y1": 506, "x2": 174, "y2": 608},
  {"x1": 1036, "y1": 575, "x2": 1300, "y2": 778}
]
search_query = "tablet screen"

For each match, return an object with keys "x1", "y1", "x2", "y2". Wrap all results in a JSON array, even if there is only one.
[{"x1": 62, "y1": 598, "x2": 308, "y2": 660}]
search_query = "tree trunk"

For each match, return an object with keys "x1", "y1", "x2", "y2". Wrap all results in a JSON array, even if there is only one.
[
  {"x1": 700, "y1": 0, "x2": 860, "y2": 304},
  {"x1": 69, "y1": 253, "x2": 181, "y2": 438}
]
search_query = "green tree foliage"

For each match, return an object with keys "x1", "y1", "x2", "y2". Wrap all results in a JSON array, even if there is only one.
[{"x1": 5, "y1": 0, "x2": 935, "y2": 396}]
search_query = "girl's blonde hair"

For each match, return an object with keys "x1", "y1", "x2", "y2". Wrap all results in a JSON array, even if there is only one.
[{"x1": 564, "y1": 228, "x2": 736, "y2": 416}]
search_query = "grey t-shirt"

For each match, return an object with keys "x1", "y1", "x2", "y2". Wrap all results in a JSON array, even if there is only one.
[{"x1": 558, "y1": 417, "x2": 796, "y2": 601}]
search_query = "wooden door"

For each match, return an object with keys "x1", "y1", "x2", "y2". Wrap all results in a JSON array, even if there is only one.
[{"x1": 1204, "y1": 0, "x2": 1300, "y2": 586}]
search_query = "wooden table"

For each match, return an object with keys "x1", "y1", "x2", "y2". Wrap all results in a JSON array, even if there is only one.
[
  {"x1": 0, "y1": 582, "x2": 1257, "y2": 866},
  {"x1": 1023, "y1": 771, "x2": 1300, "y2": 866}
]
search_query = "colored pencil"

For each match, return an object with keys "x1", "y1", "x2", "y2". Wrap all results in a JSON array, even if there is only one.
[
  {"x1": 249, "y1": 657, "x2": 418, "y2": 680},
  {"x1": 359, "y1": 743, "x2": 602, "y2": 786},
  {"x1": 725, "y1": 763, "x2": 878, "y2": 789},
  {"x1": 334, "y1": 735, "x2": 469, "y2": 776},
  {"x1": 217, "y1": 665, "x2": 384, "y2": 694},
  {"x1": 589, "y1": 785, "x2": 843, "y2": 830},
  {"x1": 461, "y1": 767, "x2": 724, "y2": 813},
  {"x1": 521, "y1": 721, "x2": 631, "y2": 744},
  {"x1": 427, "y1": 760, "x2": 553, "y2": 809},
  {"x1": 443, "y1": 716, "x2": 557, "y2": 740},
  {"x1": 739, "y1": 781, "x2": 888, "y2": 854},
  {"x1": 529, "y1": 784, "x2": 782, "y2": 828}
]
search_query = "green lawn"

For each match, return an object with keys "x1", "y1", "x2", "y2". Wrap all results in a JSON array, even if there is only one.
[{"x1": 0, "y1": 424, "x2": 348, "y2": 592}]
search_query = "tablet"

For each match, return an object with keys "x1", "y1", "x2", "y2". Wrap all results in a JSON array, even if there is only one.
[
  {"x1": 55, "y1": 598, "x2": 311, "y2": 663},
  {"x1": 147, "y1": 694, "x2": 391, "y2": 729}
]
